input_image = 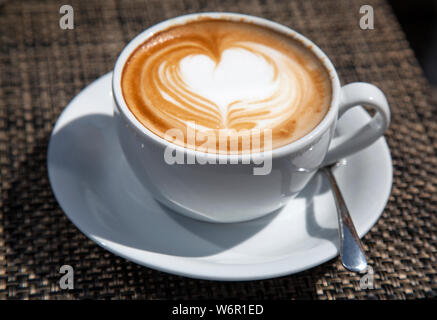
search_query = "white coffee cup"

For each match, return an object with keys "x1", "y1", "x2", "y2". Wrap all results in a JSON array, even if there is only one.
[{"x1": 112, "y1": 12, "x2": 390, "y2": 223}]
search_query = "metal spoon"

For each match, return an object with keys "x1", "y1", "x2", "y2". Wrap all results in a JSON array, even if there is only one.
[{"x1": 321, "y1": 161, "x2": 368, "y2": 272}]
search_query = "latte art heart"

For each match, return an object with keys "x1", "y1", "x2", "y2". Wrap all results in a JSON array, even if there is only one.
[
  {"x1": 178, "y1": 48, "x2": 278, "y2": 121},
  {"x1": 122, "y1": 19, "x2": 332, "y2": 154}
]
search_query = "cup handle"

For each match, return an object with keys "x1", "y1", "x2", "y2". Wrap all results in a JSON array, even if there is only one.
[{"x1": 322, "y1": 82, "x2": 391, "y2": 166}]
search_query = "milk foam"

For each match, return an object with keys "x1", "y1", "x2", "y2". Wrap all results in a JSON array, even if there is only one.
[{"x1": 157, "y1": 41, "x2": 308, "y2": 131}]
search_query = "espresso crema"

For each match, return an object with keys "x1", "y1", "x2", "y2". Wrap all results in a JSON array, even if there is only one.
[{"x1": 121, "y1": 19, "x2": 332, "y2": 154}]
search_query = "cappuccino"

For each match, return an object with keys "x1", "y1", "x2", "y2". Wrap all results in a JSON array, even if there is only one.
[{"x1": 122, "y1": 19, "x2": 332, "y2": 154}]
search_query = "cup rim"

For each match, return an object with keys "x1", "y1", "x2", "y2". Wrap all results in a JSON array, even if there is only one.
[{"x1": 112, "y1": 12, "x2": 341, "y2": 161}]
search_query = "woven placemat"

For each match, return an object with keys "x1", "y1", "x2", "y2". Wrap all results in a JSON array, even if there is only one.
[{"x1": 0, "y1": 0, "x2": 436, "y2": 299}]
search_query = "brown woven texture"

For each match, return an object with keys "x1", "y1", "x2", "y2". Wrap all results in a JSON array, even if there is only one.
[{"x1": 0, "y1": 0, "x2": 436, "y2": 300}]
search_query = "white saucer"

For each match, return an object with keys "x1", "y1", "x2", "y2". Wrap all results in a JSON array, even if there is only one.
[{"x1": 47, "y1": 73, "x2": 393, "y2": 281}]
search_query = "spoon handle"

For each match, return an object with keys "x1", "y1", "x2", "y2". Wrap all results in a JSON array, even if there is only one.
[{"x1": 323, "y1": 167, "x2": 368, "y2": 272}]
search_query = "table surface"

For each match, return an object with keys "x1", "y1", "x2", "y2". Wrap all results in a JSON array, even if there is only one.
[{"x1": 0, "y1": 0, "x2": 436, "y2": 299}]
